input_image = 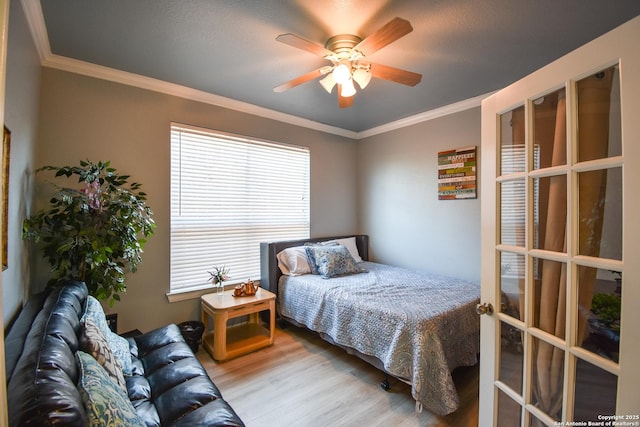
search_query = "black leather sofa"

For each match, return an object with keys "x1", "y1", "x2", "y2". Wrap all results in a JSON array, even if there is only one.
[{"x1": 5, "y1": 281, "x2": 245, "y2": 426}]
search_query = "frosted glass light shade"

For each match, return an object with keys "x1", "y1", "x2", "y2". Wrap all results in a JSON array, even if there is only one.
[
  {"x1": 332, "y1": 62, "x2": 351, "y2": 84},
  {"x1": 319, "y1": 74, "x2": 336, "y2": 93},
  {"x1": 353, "y1": 69, "x2": 372, "y2": 89},
  {"x1": 340, "y1": 79, "x2": 356, "y2": 97}
]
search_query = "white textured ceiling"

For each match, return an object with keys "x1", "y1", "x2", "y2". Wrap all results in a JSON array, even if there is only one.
[{"x1": 37, "y1": 0, "x2": 640, "y2": 133}]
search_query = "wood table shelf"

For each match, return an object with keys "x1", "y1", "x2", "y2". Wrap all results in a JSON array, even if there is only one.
[{"x1": 201, "y1": 288, "x2": 275, "y2": 361}]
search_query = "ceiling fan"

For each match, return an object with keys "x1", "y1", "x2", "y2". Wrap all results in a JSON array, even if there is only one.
[{"x1": 273, "y1": 17, "x2": 422, "y2": 108}]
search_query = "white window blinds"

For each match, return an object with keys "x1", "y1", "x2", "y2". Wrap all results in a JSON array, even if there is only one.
[
  {"x1": 500, "y1": 144, "x2": 539, "y2": 279},
  {"x1": 170, "y1": 124, "x2": 310, "y2": 293}
]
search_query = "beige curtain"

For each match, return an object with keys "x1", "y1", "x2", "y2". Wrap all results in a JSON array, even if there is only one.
[
  {"x1": 531, "y1": 69, "x2": 614, "y2": 422},
  {"x1": 535, "y1": 91, "x2": 567, "y2": 418}
]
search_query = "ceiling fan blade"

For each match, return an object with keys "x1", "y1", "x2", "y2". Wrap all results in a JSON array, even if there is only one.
[
  {"x1": 273, "y1": 68, "x2": 325, "y2": 92},
  {"x1": 276, "y1": 33, "x2": 334, "y2": 57},
  {"x1": 369, "y1": 62, "x2": 422, "y2": 86},
  {"x1": 353, "y1": 17, "x2": 413, "y2": 57},
  {"x1": 337, "y1": 85, "x2": 354, "y2": 108}
]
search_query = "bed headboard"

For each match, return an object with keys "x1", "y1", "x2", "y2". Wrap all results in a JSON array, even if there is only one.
[{"x1": 259, "y1": 235, "x2": 369, "y2": 296}]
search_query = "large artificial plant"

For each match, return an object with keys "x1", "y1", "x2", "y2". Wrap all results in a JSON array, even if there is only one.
[{"x1": 23, "y1": 160, "x2": 155, "y2": 305}]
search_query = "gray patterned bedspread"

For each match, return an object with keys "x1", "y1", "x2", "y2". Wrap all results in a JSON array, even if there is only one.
[{"x1": 278, "y1": 261, "x2": 480, "y2": 415}]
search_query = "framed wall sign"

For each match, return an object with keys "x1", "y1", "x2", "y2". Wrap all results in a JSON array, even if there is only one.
[
  {"x1": 437, "y1": 146, "x2": 477, "y2": 200},
  {"x1": 2, "y1": 126, "x2": 10, "y2": 270}
]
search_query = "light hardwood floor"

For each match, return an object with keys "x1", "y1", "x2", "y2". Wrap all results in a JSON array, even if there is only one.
[{"x1": 197, "y1": 324, "x2": 479, "y2": 427}]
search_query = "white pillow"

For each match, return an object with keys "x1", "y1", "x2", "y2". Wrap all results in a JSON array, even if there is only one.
[
  {"x1": 277, "y1": 246, "x2": 312, "y2": 276},
  {"x1": 320, "y1": 237, "x2": 363, "y2": 262}
]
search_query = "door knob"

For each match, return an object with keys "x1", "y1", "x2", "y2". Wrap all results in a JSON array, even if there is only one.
[{"x1": 476, "y1": 302, "x2": 494, "y2": 315}]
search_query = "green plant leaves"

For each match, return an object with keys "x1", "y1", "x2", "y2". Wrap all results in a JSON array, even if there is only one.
[{"x1": 23, "y1": 160, "x2": 156, "y2": 305}]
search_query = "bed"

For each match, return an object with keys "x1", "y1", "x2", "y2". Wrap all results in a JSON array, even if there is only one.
[{"x1": 259, "y1": 235, "x2": 480, "y2": 415}]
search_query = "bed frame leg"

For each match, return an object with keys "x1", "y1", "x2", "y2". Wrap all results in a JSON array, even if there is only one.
[{"x1": 380, "y1": 373, "x2": 391, "y2": 391}]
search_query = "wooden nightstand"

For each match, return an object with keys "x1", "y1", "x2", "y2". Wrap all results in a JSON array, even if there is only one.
[{"x1": 201, "y1": 287, "x2": 276, "y2": 361}]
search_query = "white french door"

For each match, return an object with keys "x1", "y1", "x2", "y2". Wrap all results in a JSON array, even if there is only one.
[{"x1": 479, "y1": 16, "x2": 640, "y2": 426}]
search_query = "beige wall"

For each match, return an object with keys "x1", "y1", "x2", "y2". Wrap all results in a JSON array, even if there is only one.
[
  {"x1": 2, "y1": 0, "x2": 41, "y2": 326},
  {"x1": 35, "y1": 68, "x2": 359, "y2": 333},
  {"x1": 357, "y1": 108, "x2": 481, "y2": 282}
]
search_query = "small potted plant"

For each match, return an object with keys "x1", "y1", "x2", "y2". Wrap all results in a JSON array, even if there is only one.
[
  {"x1": 207, "y1": 265, "x2": 230, "y2": 294},
  {"x1": 23, "y1": 160, "x2": 155, "y2": 305}
]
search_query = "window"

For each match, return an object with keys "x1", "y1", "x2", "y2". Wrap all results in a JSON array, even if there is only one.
[{"x1": 170, "y1": 124, "x2": 310, "y2": 294}]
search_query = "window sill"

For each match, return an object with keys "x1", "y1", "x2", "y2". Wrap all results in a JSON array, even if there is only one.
[
  {"x1": 166, "y1": 281, "x2": 260, "y2": 303},
  {"x1": 166, "y1": 287, "x2": 213, "y2": 303}
]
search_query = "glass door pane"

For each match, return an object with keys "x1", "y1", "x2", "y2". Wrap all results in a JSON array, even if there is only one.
[
  {"x1": 501, "y1": 106, "x2": 525, "y2": 175},
  {"x1": 573, "y1": 358, "x2": 618, "y2": 421},
  {"x1": 500, "y1": 251, "x2": 524, "y2": 322},
  {"x1": 576, "y1": 67, "x2": 621, "y2": 162},
  {"x1": 532, "y1": 88, "x2": 567, "y2": 170},
  {"x1": 577, "y1": 265, "x2": 620, "y2": 362},
  {"x1": 532, "y1": 175, "x2": 566, "y2": 253},
  {"x1": 577, "y1": 167, "x2": 622, "y2": 260},
  {"x1": 531, "y1": 337, "x2": 564, "y2": 421},
  {"x1": 497, "y1": 388, "x2": 522, "y2": 427},
  {"x1": 532, "y1": 258, "x2": 566, "y2": 339},
  {"x1": 499, "y1": 320, "x2": 524, "y2": 393}
]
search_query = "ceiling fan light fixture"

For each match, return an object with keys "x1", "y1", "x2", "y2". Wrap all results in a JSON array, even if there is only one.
[
  {"x1": 332, "y1": 61, "x2": 352, "y2": 84},
  {"x1": 340, "y1": 79, "x2": 357, "y2": 97},
  {"x1": 353, "y1": 68, "x2": 372, "y2": 89},
  {"x1": 319, "y1": 74, "x2": 337, "y2": 93},
  {"x1": 274, "y1": 18, "x2": 422, "y2": 108}
]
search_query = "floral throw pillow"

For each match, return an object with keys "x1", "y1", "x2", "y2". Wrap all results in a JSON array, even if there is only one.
[
  {"x1": 79, "y1": 317, "x2": 127, "y2": 391},
  {"x1": 106, "y1": 332, "x2": 133, "y2": 377},
  {"x1": 303, "y1": 242, "x2": 338, "y2": 275},
  {"x1": 82, "y1": 296, "x2": 133, "y2": 375},
  {"x1": 305, "y1": 244, "x2": 366, "y2": 279},
  {"x1": 76, "y1": 351, "x2": 145, "y2": 427}
]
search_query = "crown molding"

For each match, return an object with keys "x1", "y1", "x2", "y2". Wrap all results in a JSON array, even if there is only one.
[
  {"x1": 357, "y1": 92, "x2": 492, "y2": 139},
  {"x1": 21, "y1": 0, "x2": 50, "y2": 62},
  {"x1": 41, "y1": 53, "x2": 360, "y2": 139},
  {"x1": 23, "y1": 0, "x2": 485, "y2": 140}
]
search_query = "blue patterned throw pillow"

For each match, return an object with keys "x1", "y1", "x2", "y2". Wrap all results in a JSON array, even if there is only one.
[
  {"x1": 304, "y1": 241, "x2": 338, "y2": 275},
  {"x1": 83, "y1": 296, "x2": 112, "y2": 335},
  {"x1": 106, "y1": 331, "x2": 133, "y2": 377},
  {"x1": 82, "y1": 296, "x2": 133, "y2": 375},
  {"x1": 76, "y1": 351, "x2": 146, "y2": 427},
  {"x1": 305, "y1": 244, "x2": 366, "y2": 279},
  {"x1": 79, "y1": 317, "x2": 127, "y2": 391}
]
